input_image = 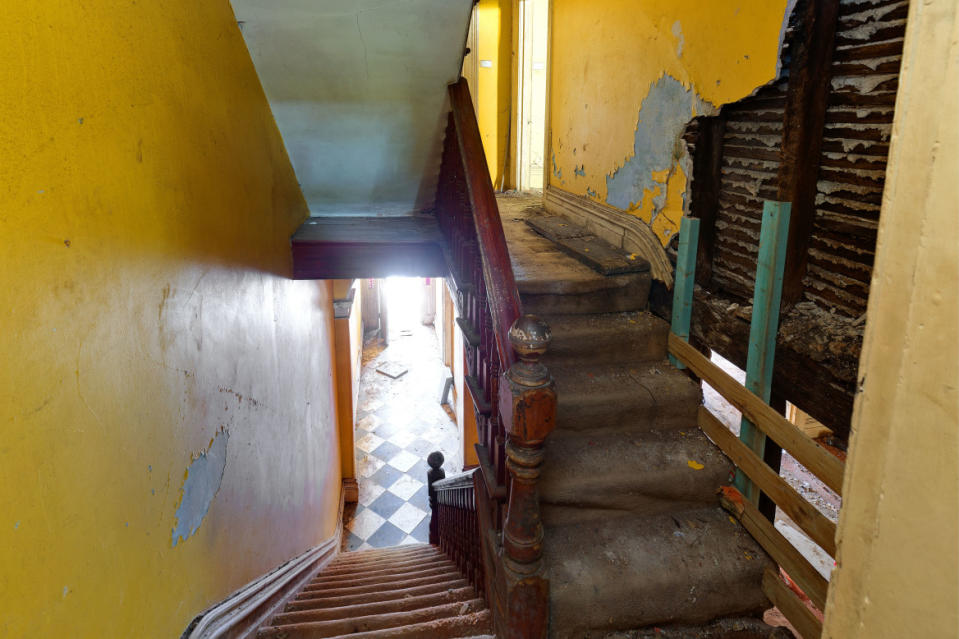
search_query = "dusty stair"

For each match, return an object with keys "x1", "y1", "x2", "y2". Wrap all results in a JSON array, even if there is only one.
[
  {"x1": 257, "y1": 544, "x2": 493, "y2": 639},
  {"x1": 497, "y1": 194, "x2": 776, "y2": 639}
]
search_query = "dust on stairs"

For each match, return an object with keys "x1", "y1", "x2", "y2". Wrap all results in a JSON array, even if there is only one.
[
  {"x1": 257, "y1": 544, "x2": 494, "y2": 639},
  {"x1": 497, "y1": 193, "x2": 779, "y2": 639}
]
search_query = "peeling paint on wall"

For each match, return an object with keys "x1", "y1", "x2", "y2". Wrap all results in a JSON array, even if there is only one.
[
  {"x1": 171, "y1": 429, "x2": 229, "y2": 547},
  {"x1": 605, "y1": 74, "x2": 712, "y2": 226}
]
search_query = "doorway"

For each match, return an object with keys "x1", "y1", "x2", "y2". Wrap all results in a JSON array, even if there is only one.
[
  {"x1": 343, "y1": 277, "x2": 463, "y2": 551},
  {"x1": 515, "y1": 0, "x2": 549, "y2": 191}
]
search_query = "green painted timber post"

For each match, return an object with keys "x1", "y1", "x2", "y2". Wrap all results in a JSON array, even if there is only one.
[
  {"x1": 669, "y1": 217, "x2": 700, "y2": 370},
  {"x1": 734, "y1": 201, "x2": 792, "y2": 503}
]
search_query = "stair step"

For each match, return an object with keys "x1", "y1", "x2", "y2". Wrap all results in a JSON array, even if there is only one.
[
  {"x1": 286, "y1": 578, "x2": 470, "y2": 612},
  {"x1": 258, "y1": 598, "x2": 487, "y2": 638},
  {"x1": 540, "y1": 427, "x2": 734, "y2": 515},
  {"x1": 544, "y1": 507, "x2": 772, "y2": 638},
  {"x1": 327, "y1": 545, "x2": 439, "y2": 567},
  {"x1": 302, "y1": 563, "x2": 457, "y2": 592},
  {"x1": 271, "y1": 586, "x2": 478, "y2": 625},
  {"x1": 310, "y1": 556, "x2": 454, "y2": 583},
  {"x1": 320, "y1": 553, "x2": 448, "y2": 578},
  {"x1": 550, "y1": 362, "x2": 701, "y2": 433},
  {"x1": 294, "y1": 570, "x2": 463, "y2": 600},
  {"x1": 501, "y1": 206, "x2": 650, "y2": 315},
  {"x1": 541, "y1": 311, "x2": 669, "y2": 366},
  {"x1": 519, "y1": 271, "x2": 650, "y2": 315},
  {"x1": 322, "y1": 609, "x2": 492, "y2": 639}
]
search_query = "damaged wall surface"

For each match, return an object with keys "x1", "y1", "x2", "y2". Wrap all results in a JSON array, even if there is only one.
[
  {"x1": 0, "y1": 3, "x2": 341, "y2": 636},
  {"x1": 547, "y1": 0, "x2": 794, "y2": 246},
  {"x1": 684, "y1": 0, "x2": 909, "y2": 438}
]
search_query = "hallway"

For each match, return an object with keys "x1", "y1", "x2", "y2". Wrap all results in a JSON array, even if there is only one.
[{"x1": 343, "y1": 320, "x2": 463, "y2": 551}]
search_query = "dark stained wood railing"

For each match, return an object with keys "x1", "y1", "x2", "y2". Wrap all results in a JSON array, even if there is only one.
[
  {"x1": 431, "y1": 77, "x2": 556, "y2": 639},
  {"x1": 429, "y1": 460, "x2": 485, "y2": 596}
]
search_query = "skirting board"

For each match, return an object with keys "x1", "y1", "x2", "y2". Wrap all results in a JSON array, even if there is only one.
[
  {"x1": 180, "y1": 484, "x2": 346, "y2": 639},
  {"x1": 544, "y1": 186, "x2": 673, "y2": 288}
]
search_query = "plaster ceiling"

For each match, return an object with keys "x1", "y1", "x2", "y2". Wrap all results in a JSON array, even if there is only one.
[{"x1": 230, "y1": 0, "x2": 473, "y2": 216}]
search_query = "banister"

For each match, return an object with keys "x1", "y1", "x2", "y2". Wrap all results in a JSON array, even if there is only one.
[
  {"x1": 433, "y1": 467, "x2": 479, "y2": 491},
  {"x1": 448, "y1": 78, "x2": 522, "y2": 368}
]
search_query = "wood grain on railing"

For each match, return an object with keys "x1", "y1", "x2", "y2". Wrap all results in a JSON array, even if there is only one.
[
  {"x1": 719, "y1": 486, "x2": 829, "y2": 611},
  {"x1": 669, "y1": 333, "x2": 844, "y2": 495},
  {"x1": 698, "y1": 407, "x2": 837, "y2": 556},
  {"x1": 448, "y1": 78, "x2": 522, "y2": 368}
]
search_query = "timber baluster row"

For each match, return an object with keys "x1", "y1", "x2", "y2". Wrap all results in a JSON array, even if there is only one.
[{"x1": 430, "y1": 78, "x2": 556, "y2": 639}]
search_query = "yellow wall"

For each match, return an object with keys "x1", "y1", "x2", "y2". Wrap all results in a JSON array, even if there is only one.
[
  {"x1": 0, "y1": 2, "x2": 341, "y2": 637},
  {"x1": 548, "y1": 0, "x2": 790, "y2": 245},
  {"x1": 823, "y1": 1, "x2": 959, "y2": 636},
  {"x1": 476, "y1": 0, "x2": 514, "y2": 188}
]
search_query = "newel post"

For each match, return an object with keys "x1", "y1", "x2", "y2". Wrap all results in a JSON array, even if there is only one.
[
  {"x1": 498, "y1": 315, "x2": 556, "y2": 639},
  {"x1": 427, "y1": 451, "x2": 445, "y2": 545}
]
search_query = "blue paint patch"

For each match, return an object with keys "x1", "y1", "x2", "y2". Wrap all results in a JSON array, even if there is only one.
[
  {"x1": 14, "y1": 520, "x2": 20, "y2": 530},
  {"x1": 605, "y1": 75, "x2": 711, "y2": 220},
  {"x1": 574, "y1": 165, "x2": 586, "y2": 177},
  {"x1": 171, "y1": 429, "x2": 229, "y2": 547},
  {"x1": 586, "y1": 187, "x2": 598, "y2": 198},
  {"x1": 552, "y1": 153, "x2": 562, "y2": 179}
]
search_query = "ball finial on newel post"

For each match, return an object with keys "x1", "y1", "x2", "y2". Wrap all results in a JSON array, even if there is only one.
[{"x1": 507, "y1": 314, "x2": 552, "y2": 387}]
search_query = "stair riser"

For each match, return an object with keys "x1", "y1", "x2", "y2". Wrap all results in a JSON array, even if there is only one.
[
  {"x1": 285, "y1": 579, "x2": 469, "y2": 611},
  {"x1": 310, "y1": 558, "x2": 454, "y2": 584},
  {"x1": 294, "y1": 571, "x2": 461, "y2": 600},
  {"x1": 323, "y1": 553, "x2": 445, "y2": 575},
  {"x1": 263, "y1": 610, "x2": 493, "y2": 639},
  {"x1": 520, "y1": 275, "x2": 650, "y2": 316},
  {"x1": 327, "y1": 547, "x2": 439, "y2": 568},
  {"x1": 271, "y1": 586, "x2": 477, "y2": 625},
  {"x1": 260, "y1": 599, "x2": 486, "y2": 638},
  {"x1": 302, "y1": 564, "x2": 458, "y2": 592},
  {"x1": 540, "y1": 434, "x2": 734, "y2": 510},
  {"x1": 542, "y1": 316, "x2": 669, "y2": 366},
  {"x1": 557, "y1": 394, "x2": 699, "y2": 433}
]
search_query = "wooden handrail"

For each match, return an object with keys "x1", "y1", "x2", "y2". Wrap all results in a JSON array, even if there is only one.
[
  {"x1": 434, "y1": 78, "x2": 555, "y2": 639},
  {"x1": 669, "y1": 333, "x2": 845, "y2": 495},
  {"x1": 699, "y1": 407, "x2": 836, "y2": 556},
  {"x1": 433, "y1": 467, "x2": 478, "y2": 491},
  {"x1": 449, "y1": 78, "x2": 523, "y2": 367}
]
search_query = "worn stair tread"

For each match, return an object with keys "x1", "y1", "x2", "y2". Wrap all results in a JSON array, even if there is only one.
[
  {"x1": 525, "y1": 214, "x2": 651, "y2": 276},
  {"x1": 499, "y1": 203, "x2": 651, "y2": 314},
  {"x1": 320, "y1": 555, "x2": 449, "y2": 578},
  {"x1": 303, "y1": 563, "x2": 458, "y2": 591},
  {"x1": 316, "y1": 555, "x2": 454, "y2": 580},
  {"x1": 285, "y1": 578, "x2": 471, "y2": 612},
  {"x1": 318, "y1": 609, "x2": 492, "y2": 639},
  {"x1": 541, "y1": 310, "x2": 669, "y2": 365},
  {"x1": 294, "y1": 570, "x2": 463, "y2": 600},
  {"x1": 271, "y1": 586, "x2": 478, "y2": 626},
  {"x1": 548, "y1": 361, "x2": 701, "y2": 432},
  {"x1": 258, "y1": 598, "x2": 487, "y2": 638},
  {"x1": 540, "y1": 427, "x2": 734, "y2": 513},
  {"x1": 545, "y1": 506, "x2": 772, "y2": 638},
  {"x1": 328, "y1": 545, "x2": 439, "y2": 565}
]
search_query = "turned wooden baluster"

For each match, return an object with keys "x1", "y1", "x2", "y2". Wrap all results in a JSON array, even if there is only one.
[
  {"x1": 498, "y1": 315, "x2": 556, "y2": 639},
  {"x1": 427, "y1": 451, "x2": 445, "y2": 545}
]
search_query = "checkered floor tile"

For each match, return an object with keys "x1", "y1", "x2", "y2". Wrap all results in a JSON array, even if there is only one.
[{"x1": 345, "y1": 324, "x2": 463, "y2": 551}]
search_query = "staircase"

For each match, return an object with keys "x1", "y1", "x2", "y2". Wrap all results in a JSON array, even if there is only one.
[
  {"x1": 497, "y1": 194, "x2": 776, "y2": 638},
  {"x1": 257, "y1": 545, "x2": 493, "y2": 639}
]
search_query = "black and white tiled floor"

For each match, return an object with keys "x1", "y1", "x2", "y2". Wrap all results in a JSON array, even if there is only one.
[{"x1": 343, "y1": 324, "x2": 463, "y2": 551}]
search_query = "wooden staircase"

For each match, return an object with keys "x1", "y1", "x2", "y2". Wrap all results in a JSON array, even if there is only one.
[{"x1": 257, "y1": 545, "x2": 493, "y2": 639}]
